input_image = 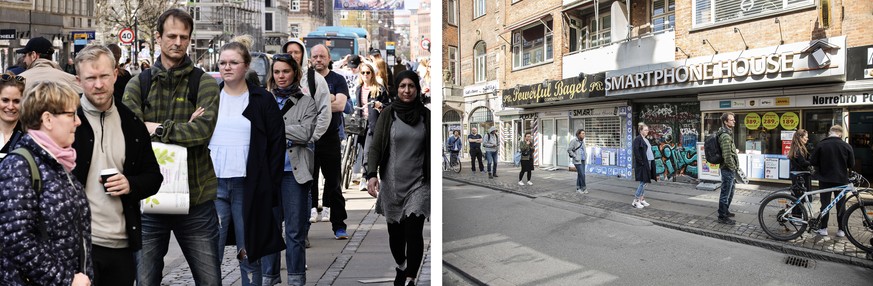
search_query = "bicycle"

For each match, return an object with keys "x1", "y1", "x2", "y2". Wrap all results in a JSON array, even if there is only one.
[
  {"x1": 340, "y1": 102, "x2": 372, "y2": 190},
  {"x1": 443, "y1": 151, "x2": 461, "y2": 173},
  {"x1": 757, "y1": 170, "x2": 873, "y2": 255}
]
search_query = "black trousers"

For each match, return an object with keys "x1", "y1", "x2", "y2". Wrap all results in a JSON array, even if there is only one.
[
  {"x1": 92, "y1": 245, "x2": 135, "y2": 286},
  {"x1": 469, "y1": 148, "x2": 484, "y2": 171},
  {"x1": 819, "y1": 181, "x2": 847, "y2": 230},
  {"x1": 311, "y1": 139, "x2": 347, "y2": 231},
  {"x1": 387, "y1": 215, "x2": 426, "y2": 279}
]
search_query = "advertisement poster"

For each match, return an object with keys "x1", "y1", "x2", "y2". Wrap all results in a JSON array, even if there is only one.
[
  {"x1": 697, "y1": 142, "x2": 721, "y2": 181},
  {"x1": 765, "y1": 157, "x2": 780, "y2": 179}
]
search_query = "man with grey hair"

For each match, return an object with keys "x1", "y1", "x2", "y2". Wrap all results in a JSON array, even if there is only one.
[
  {"x1": 71, "y1": 44, "x2": 162, "y2": 285},
  {"x1": 810, "y1": 125, "x2": 855, "y2": 237}
]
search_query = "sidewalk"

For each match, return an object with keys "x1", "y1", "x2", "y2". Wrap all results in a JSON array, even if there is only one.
[
  {"x1": 158, "y1": 183, "x2": 431, "y2": 285},
  {"x1": 445, "y1": 160, "x2": 873, "y2": 268}
]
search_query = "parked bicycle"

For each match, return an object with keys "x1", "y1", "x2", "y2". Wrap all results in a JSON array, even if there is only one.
[
  {"x1": 443, "y1": 150, "x2": 461, "y2": 173},
  {"x1": 340, "y1": 101, "x2": 373, "y2": 190},
  {"x1": 757, "y1": 170, "x2": 873, "y2": 256}
]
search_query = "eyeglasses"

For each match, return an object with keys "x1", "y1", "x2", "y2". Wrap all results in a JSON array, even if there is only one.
[
  {"x1": 361, "y1": 71, "x2": 371, "y2": 75},
  {"x1": 51, "y1": 111, "x2": 77, "y2": 118},
  {"x1": 218, "y1": 60, "x2": 242, "y2": 68},
  {"x1": 272, "y1": 54, "x2": 294, "y2": 61},
  {"x1": 0, "y1": 74, "x2": 25, "y2": 84}
]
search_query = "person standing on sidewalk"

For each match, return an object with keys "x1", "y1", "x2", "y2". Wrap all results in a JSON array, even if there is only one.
[
  {"x1": 468, "y1": 127, "x2": 485, "y2": 173},
  {"x1": 518, "y1": 132, "x2": 534, "y2": 185},
  {"x1": 788, "y1": 129, "x2": 812, "y2": 217},
  {"x1": 632, "y1": 123, "x2": 656, "y2": 209},
  {"x1": 210, "y1": 41, "x2": 286, "y2": 285},
  {"x1": 446, "y1": 130, "x2": 462, "y2": 166},
  {"x1": 483, "y1": 126, "x2": 500, "y2": 178},
  {"x1": 121, "y1": 8, "x2": 222, "y2": 285},
  {"x1": 568, "y1": 129, "x2": 587, "y2": 194},
  {"x1": 71, "y1": 45, "x2": 162, "y2": 286},
  {"x1": 810, "y1": 125, "x2": 855, "y2": 237},
  {"x1": 366, "y1": 70, "x2": 430, "y2": 286},
  {"x1": 716, "y1": 112, "x2": 739, "y2": 225}
]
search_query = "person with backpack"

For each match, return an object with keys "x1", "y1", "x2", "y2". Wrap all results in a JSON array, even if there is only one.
[
  {"x1": 120, "y1": 9, "x2": 222, "y2": 284},
  {"x1": 0, "y1": 81, "x2": 92, "y2": 286},
  {"x1": 567, "y1": 129, "x2": 587, "y2": 194},
  {"x1": 632, "y1": 123, "x2": 656, "y2": 208},
  {"x1": 483, "y1": 126, "x2": 500, "y2": 179},
  {"x1": 716, "y1": 112, "x2": 739, "y2": 225},
  {"x1": 446, "y1": 130, "x2": 462, "y2": 166}
]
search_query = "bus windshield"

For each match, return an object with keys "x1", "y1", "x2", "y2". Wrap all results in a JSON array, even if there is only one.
[{"x1": 304, "y1": 38, "x2": 355, "y2": 61}]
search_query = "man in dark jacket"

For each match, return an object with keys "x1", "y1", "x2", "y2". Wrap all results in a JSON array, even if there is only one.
[
  {"x1": 810, "y1": 125, "x2": 855, "y2": 237},
  {"x1": 71, "y1": 45, "x2": 162, "y2": 285},
  {"x1": 717, "y1": 112, "x2": 739, "y2": 225}
]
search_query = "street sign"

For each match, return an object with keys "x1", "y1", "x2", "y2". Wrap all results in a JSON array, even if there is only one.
[
  {"x1": 118, "y1": 28, "x2": 135, "y2": 45},
  {"x1": 420, "y1": 38, "x2": 430, "y2": 51},
  {"x1": 0, "y1": 29, "x2": 15, "y2": 40}
]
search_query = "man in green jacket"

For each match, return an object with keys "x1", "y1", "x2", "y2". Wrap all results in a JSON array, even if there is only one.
[
  {"x1": 717, "y1": 112, "x2": 739, "y2": 225},
  {"x1": 121, "y1": 8, "x2": 221, "y2": 285}
]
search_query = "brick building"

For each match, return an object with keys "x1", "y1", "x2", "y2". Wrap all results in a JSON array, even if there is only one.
[{"x1": 453, "y1": 0, "x2": 873, "y2": 185}]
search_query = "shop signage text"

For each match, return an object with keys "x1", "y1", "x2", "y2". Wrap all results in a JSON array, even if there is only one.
[
  {"x1": 606, "y1": 52, "x2": 802, "y2": 91},
  {"x1": 571, "y1": 107, "x2": 618, "y2": 118},
  {"x1": 810, "y1": 93, "x2": 873, "y2": 105},
  {"x1": 463, "y1": 80, "x2": 499, "y2": 96},
  {"x1": 502, "y1": 73, "x2": 605, "y2": 107}
]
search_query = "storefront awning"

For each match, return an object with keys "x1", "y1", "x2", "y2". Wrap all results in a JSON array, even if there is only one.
[{"x1": 502, "y1": 6, "x2": 561, "y2": 34}]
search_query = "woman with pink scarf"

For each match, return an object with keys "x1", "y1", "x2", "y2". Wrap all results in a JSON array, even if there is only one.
[{"x1": 0, "y1": 81, "x2": 92, "y2": 286}]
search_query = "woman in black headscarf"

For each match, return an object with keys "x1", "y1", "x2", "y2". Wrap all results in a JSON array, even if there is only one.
[{"x1": 365, "y1": 70, "x2": 430, "y2": 286}]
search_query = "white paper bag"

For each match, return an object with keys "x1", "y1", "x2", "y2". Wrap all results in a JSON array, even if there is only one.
[{"x1": 143, "y1": 142, "x2": 190, "y2": 214}]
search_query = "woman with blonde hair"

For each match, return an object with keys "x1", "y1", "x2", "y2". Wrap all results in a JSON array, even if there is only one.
[
  {"x1": 0, "y1": 81, "x2": 92, "y2": 286},
  {"x1": 369, "y1": 52, "x2": 393, "y2": 92},
  {"x1": 632, "y1": 122, "x2": 656, "y2": 208}
]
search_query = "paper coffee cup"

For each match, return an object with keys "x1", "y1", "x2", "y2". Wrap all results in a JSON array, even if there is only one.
[{"x1": 100, "y1": 168, "x2": 119, "y2": 192}]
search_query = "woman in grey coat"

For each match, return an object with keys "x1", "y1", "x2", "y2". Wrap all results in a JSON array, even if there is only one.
[{"x1": 366, "y1": 71, "x2": 430, "y2": 286}]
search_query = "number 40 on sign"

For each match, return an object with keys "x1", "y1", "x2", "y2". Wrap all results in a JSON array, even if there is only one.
[{"x1": 118, "y1": 28, "x2": 135, "y2": 45}]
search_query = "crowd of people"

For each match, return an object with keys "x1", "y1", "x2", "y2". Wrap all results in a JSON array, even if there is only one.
[{"x1": 0, "y1": 8, "x2": 430, "y2": 286}]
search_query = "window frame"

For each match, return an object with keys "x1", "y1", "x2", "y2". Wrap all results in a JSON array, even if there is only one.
[
  {"x1": 265, "y1": 12, "x2": 274, "y2": 32},
  {"x1": 290, "y1": 0, "x2": 300, "y2": 12},
  {"x1": 448, "y1": 45, "x2": 459, "y2": 85},
  {"x1": 474, "y1": 0, "x2": 486, "y2": 19},
  {"x1": 512, "y1": 20, "x2": 554, "y2": 70},
  {"x1": 692, "y1": 0, "x2": 815, "y2": 29},
  {"x1": 651, "y1": 0, "x2": 675, "y2": 33},
  {"x1": 447, "y1": 0, "x2": 457, "y2": 25},
  {"x1": 474, "y1": 42, "x2": 487, "y2": 83}
]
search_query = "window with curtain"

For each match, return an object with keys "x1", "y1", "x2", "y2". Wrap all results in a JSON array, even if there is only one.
[{"x1": 693, "y1": 0, "x2": 814, "y2": 28}]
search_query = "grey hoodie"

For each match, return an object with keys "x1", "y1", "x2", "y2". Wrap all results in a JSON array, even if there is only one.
[{"x1": 284, "y1": 38, "x2": 332, "y2": 143}]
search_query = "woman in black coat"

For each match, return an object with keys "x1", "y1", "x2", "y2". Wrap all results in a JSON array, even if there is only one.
[
  {"x1": 632, "y1": 123, "x2": 657, "y2": 209},
  {"x1": 788, "y1": 129, "x2": 811, "y2": 215}
]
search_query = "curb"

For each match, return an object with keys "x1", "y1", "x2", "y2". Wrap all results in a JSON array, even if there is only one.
[{"x1": 445, "y1": 176, "x2": 873, "y2": 270}]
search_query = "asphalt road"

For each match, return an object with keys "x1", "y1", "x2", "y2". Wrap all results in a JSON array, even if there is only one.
[{"x1": 443, "y1": 180, "x2": 873, "y2": 285}]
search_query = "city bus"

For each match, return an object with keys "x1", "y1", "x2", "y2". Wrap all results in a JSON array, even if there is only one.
[{"x1": 303, "y1": 26, "x2": 370, "y2": 61}]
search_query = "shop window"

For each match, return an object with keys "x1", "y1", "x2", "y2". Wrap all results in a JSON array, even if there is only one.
[
  {"x1": 474, "y1": 42, "x2": 487, "y2": 83},
  {"x1": 512, "y1": 20, "x2": 553, "y2": 69},
  {"x1": 803, "y1": 109, "x2": 843, "y2": 150},
  {"x1": 443, "y1": 110, "x2": 462, "y2": 122},
  {"x1": 573, "y1": 117, "x2": 622, "y2": 149},
  {"x1": 469, "y1": 107, "x2": 493, "y2": 123},
  {"x1": 693, "y1": 0, "x2": 814, "y2": 28},
  {"x1": 652, "y1": 0, "x2": 675, "y2": 33}
]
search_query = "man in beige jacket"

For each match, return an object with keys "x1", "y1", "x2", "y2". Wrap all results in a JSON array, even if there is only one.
[{"x1": 17, "y1": 37, "x2": 83, "y2": 94}]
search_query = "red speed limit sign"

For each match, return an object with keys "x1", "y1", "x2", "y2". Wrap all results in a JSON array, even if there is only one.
[{"x1": 118, "y1": 28, "x2": 135, "y2": 45}]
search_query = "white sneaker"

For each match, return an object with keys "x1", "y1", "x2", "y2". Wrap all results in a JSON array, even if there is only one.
[
  {"x1": 321, "y1": 207, "x2": 331, "y2": 222},
  {"x1": 836, "y1": 230, "x2": 845, "y2": 237},
  {"x1": 527, "y1": 181, "x2": 533, "y2": 185},
  {"x1": 582, "y1": 188, "x2": 589, "y2": 194},
  {"x1": 576, "y1": 188, "x2": 583, "y2": 194},
  {"x1": 518, "y1": 181, "x2": 524, "y2": 186},
  {"x1": 640, "y1": 200, "x2": 650, "y2": 207},
  {"x1": 309, "y1": 208, "x2": 318, "y2": 223},
  {"x1": 632, "y1": 200, "x2": 644, "y2": 209},
  {"x1": 816, "y1": 228, "x2": 828, "y2": 236}
]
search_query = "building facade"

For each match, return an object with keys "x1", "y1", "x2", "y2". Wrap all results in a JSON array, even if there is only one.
[
  {"x1": 287, "y1": 0, "x2": 332, "y2": 44},
  {"x1": 189, "y1": 0, "x2": 264, "y2": 71},
  {"x1": 1, "y1": 0, "x2": 96, "y2": 71}
]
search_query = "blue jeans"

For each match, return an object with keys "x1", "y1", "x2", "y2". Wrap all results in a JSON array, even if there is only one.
[
  {"x1": 216, "y1": 177, "x2": 261, "y2": 286},
  {"x1": 574, "y1": 163, "x2": 586, "y2": 190},
  {"x1": 485, "y1": 151, "x2": 498, "y2": 175},
  {"x1": 261, "y1": 172, "x2": 309, "y2": 286},
  {"x1": 635, "y1": 182, "x2": 646, "y2": 199},
  {"x1": 718, "y1": 169, "x2": 736, "y2": 219},
  {"x1": 138, "y1": 202, "x2": 221, "y2": 286}
]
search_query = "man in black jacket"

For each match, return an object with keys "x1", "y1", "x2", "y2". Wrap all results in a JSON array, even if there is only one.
[
  {"x1": 71, "y1": 45, "x2": 162, "y2": 285},
  {"x1": 810, "y1": 125, "x2": 855, "y2": 238}
]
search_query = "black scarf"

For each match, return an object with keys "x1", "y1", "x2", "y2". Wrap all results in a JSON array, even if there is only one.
[
  {"x1": 391, "y1": 98, "x2": 424, "y2": 126},
  {"x1": 273, "y1": 83, "x2": 303, "y2": 99}
]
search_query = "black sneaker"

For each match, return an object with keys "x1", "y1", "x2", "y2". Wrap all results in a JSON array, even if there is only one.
[
  {"x1": 726, "y1": 212, "x2": 736, "y2": 217},
  {"x1": 406, "y1": 281, "x2": 416, "y2": 286},
  {"x1": 488, "y1": 173, "x2": 493, "y2": 179},
  {"x1": 717, "y1": 217, "x2": 736, "y2": 225},
  {"x1": 493, "y1": 174, "x2": 499, "y2": 178},
  {"x1": 394, "y1": 268, "x2": 405, "y2": 286}
]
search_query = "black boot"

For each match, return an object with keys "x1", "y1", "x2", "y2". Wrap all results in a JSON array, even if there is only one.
[{"x1": 394, "y1": 267, "x2": 405, "y2": 286}]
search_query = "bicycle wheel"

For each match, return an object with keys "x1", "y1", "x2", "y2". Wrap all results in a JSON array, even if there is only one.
[
  {"x1": 758, "y1": 192, "x2": 808, "y2": 241},
  {"x1": 451, "y1": 156, "x2": 461, "y2": 173},
  {"x1": 842, "y1": 201, "x2": 873, "y2": 253},
  {"x1": 340, "y1": 136, "x2": 354, "y2": 190},
  {"x1": 443, "y1": 156, "x2": 448, "y2": 172}
]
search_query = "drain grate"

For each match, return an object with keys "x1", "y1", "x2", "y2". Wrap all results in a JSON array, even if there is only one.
[{"x1": 784, "y1": 256, "x2": 815, "y2": 269}]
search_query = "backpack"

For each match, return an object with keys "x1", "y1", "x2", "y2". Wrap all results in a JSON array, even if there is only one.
[
  {"x1": 704, "y1": 131, "x2": 724, "y2": 165},
  {"x1": 138, "y1": 67, "x2": 205, "y2": 110},
  {"x1": 0, "y1": 148, "x2": 47, "y2": 249}
]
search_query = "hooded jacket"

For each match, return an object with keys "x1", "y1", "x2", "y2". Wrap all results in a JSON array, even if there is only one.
[
  {"x1": 483, "y1": 126, "x2": 499, "y2": 152},
  {"x1": 121, "y1": 55, "x2": 220, "y2": 207},
  {"x1": 283, "y1": 39, "x2": 332, "y2": 143},
  {"x1": 19, "y1": 58, "x2": 83, "y2": 94}
]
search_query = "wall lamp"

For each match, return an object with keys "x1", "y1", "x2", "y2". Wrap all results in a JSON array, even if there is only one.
[
  {"x1": 578, "y1": 72, "x2": 587, "y2": 81},
  {"x1": 675, "y1": 46, "x2": 691, "y2": 58},
  {"x1": 774, "y1": 18, "x2": 785, "y2": 45},
  {"x1": 734, "y1": 27, "x2": 749, "y2": 50},
  {"x1": 702, "y1": 39, "x2": 719, "y2": 54}
]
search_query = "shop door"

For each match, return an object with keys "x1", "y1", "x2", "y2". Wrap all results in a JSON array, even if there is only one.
[
  {"x1": 850, "y1": 112, "x2": 873, "y2": 182},
  {"x1": 556, "y1": 118, "x2": 570, "y2": 166},
  {"x1": 542, "y1": 119, "x2": 556, "y2": 166}
]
